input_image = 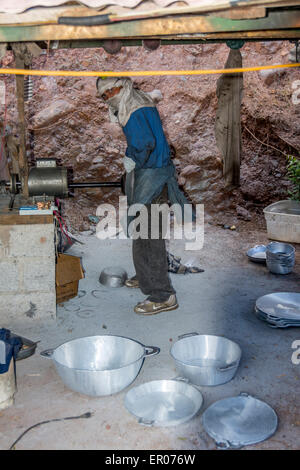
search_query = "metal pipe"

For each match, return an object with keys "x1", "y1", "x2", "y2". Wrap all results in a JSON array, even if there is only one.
[
  {"x1": 69, "y1": 182, "x2": 121, "y2": 188},
  {"x1": 5, "y1": 180, "x2": 122, "y2": 190}
]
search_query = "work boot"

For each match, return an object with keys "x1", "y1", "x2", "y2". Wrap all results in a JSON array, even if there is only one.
[
  {"x1": 125, "y1": 276, "x2": 139, "y2": 288},
  {"x1": 134, "y1": 294, "x2": 178, "y2": 315}
]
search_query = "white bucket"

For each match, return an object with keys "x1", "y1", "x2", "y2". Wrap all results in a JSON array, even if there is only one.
[
  {"x1": 0, "y1": 359, "x2": 16, "y2": 410},
  {"x1": 263, "y1": 200, "x2": 300, "y2": 244}
]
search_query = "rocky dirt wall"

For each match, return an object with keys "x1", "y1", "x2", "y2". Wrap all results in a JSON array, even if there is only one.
[{"x1": 1, "y1": 41, "x2": 299, "y2": 231}]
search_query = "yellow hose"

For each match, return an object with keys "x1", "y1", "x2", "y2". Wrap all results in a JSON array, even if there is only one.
[{"x1": 0, "y1": 63, "x2": 299, "y2": 77}]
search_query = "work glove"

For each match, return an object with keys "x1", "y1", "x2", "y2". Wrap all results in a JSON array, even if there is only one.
[{"x1": 123, "y1": 156, "x2": 136, "y2": 173}]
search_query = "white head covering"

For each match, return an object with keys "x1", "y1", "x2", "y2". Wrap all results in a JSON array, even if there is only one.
[{"x1": 97, "y1": 77, "x2": 155, "y2": 126}]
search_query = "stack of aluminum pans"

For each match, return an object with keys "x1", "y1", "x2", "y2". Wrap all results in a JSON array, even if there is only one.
[
  {"x1": 266, "y1": 242, "x2": 295, "y2": 275},
  {"x1": 255, "y1": 292, "x2": 300, "y2": 328}
]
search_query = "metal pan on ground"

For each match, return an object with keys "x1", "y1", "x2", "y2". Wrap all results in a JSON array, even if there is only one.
[
  {"x1": 202, "y1": 393, "x2": 278, "y2": 449},
  {"x1": 246, "y1": 245, "x2": 267, "y2": 264},
  {"x1": 10, "y1": 333, "x2": 38, "y2": 361},
  {"x1": 255, "y1": 304, "x2": 300, "y2": 323},
  {"x1": 170, "y1": 333, "x2": 241, "y2": 386},
  {"x1": 124, "y1": 378, "x2": 203, "y2": 427},
  {"x1": 99, "y1": 266, "x2": 128, "y2": 288},
  {"x1": 40, "y1": 335, "x2": 160, "y2": 396},
  {"x1": 254, "y1": 306, "x2": 276, "y2": 323},
  {"x1": 255, "y1": 306, "x2": 300, "y2": 328},
  {"x1": 256, "y1": 293, "x2": 300, "y2": 320},
  {"x1": 268, "y1": 321, "x2": 300, "y2": 328}
]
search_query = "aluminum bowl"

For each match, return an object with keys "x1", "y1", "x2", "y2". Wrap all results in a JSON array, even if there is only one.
[
  {"x1": 41, "y1": 335, "x2": 160, "y2": 396},
  {"x1": 170, "y1": 333, "x2": 242, "y2": 386},
  {"x1": 246, "y1": 245, "x2": 266, "y2": 264},
  {"x1": 99, "y1": 266, "x2": 127, "y2": 288},
  {"x1": 124, "y1": 378, "x2": 203, "y2": 427}
]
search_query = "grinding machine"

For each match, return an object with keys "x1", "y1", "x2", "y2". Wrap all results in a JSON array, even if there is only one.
[{"x1": 1, "y1": 158, "x2": 123, "y2": 209}]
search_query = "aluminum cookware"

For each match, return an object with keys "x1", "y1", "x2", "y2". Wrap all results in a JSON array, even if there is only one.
[
  {"x1": 202, "y1": 393, "x2": 278, "y2": 449},
  {"x1": 170, "y1": 333, "x2": 241, "y2": 386},
  {"x1": 10, "y1": 333, "x2": 38, "y2": 361},
  {"x1": 99, "y1": 266, "x2": 127, "y2": 288},
  {"x1": 256, "y1": 292, "x2": 300, "y2": 319},
  {"x1": 124, "y1": 377, "x2": 203, "y2": 427},
  {"x1": 41, "y1": 335, "x2": 160, "y2": 396},
  {"x1": 266, "y1": 242, "x2": 295, "y2": 275},
  {"x1": 255, "y1": 292, "x2": 300, "y2": 328},
  {"x1": 246, "y1": 245, "x2": 267, "y2": 264}
]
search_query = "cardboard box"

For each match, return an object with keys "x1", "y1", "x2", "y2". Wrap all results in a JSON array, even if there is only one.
[{"x1": 56, "y1": 253, "x2": 84, "y2": 304}]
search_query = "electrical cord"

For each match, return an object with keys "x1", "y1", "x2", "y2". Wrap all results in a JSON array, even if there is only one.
[
  {"x1": 9, "y1": 411, "x2": 93, "y2": 450},
  {"x1": 54, "y1": 210, "x2": 72, "y2": 245}
]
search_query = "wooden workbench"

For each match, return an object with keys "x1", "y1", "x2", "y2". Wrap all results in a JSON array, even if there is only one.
[{"x1": 0, "y1": 195, "x2": 53, "y2": 225}]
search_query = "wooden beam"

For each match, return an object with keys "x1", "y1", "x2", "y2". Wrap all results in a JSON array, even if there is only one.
[
  {"x1": 11, "y1": 43, "x2": 29, "y2": 197},
  {"x1": 55, "y1": 33, "x2": 300, "y2": 50},
  {"x1": 212, "y1": 6, "x2": 266, "y2": 20},
  {"x1": 215, "y1": 49, "x2": 243, "y2": 187},
  {"x1": 6, "y1": 134, "x2": 19, "y2": 175},
  {"x1": 0, "y1": 214, "x2": 53, "y2": 225}
]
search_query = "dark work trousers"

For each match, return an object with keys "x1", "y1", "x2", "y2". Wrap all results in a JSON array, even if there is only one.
[{"x1": 132, "y1": 186, "x2": 176, "y2": 303}]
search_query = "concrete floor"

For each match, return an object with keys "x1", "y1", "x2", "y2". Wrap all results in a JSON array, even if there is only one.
[{"x1": 0, "y1": 224, "x2": 300, "y2": 450}]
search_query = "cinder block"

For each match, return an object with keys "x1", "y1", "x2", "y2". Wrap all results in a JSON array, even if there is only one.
[
  {"x1": 0, "y1": 260, "x2": 19, "y2": 292},
  {"x1": 22, "y1": 257, "x2": 55, "y2": 291},
  {"x1": 9, "y1": 224, "x2": 55, "y2": 258},
  {"x1": 0, "y1": 291, "x2": 56, "y2": 323}
]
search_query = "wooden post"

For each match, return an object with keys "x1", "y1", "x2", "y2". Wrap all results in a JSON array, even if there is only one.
[
  {"x1": 6, "y1": 134, "x2": 19, "y2": 175},
  {"x1": 12, "y1": 43, "x2": 29, "y2": 197},
  {"x1": 0, "y1": 43, "x2": 8, "y2": 181},
  {"x1": 215, "y1": 48, "x2": 243, "y2": 187}
]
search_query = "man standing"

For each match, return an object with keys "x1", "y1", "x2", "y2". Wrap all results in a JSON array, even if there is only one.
[{"x1": 97, "y1": 77, "x2": 189, "y2": 315}]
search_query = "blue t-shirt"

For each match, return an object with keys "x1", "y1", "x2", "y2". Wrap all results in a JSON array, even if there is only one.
[{"x1": 122, "y1": 106, "x2": 171, "y2": 170}]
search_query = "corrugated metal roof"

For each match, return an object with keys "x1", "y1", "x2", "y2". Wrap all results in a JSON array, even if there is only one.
[
  {"x1": 0, "y1": 0, "x2": 296, "y2": 15},
  {"x1": 0, "y1": 1, "x2": 198, "y2": 15}
]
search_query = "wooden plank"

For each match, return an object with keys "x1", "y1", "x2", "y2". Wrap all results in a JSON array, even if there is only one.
[
  {"x1": 157, "y1": 29, "x2": 300, "y2": 41},
  {"x1": 190, "y1": 29, "x2": 300, "y2": 39},
  {"x1": 0, "y1": 214, "x2": 53, "y2": 225},
  {"x1": 11, "y1": 44, "x2": 29, "y2": 197},
  {"x1": 57, "y1": 34, "x2": 299, "y2": 50},
  {"x1": 6, "y1": 134, "x2": 19, "y2": 175},
  {"x1": 215, "y1": 49, "x2": 243, "y2": 187},
  {"x1": 211, "y1": 6, "x2": 266, "y2": 20}
]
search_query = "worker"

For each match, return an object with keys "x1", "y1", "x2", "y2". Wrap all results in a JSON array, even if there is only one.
[{"x1": 96, "y1": 77, "x2": 191, "y2": 315}]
